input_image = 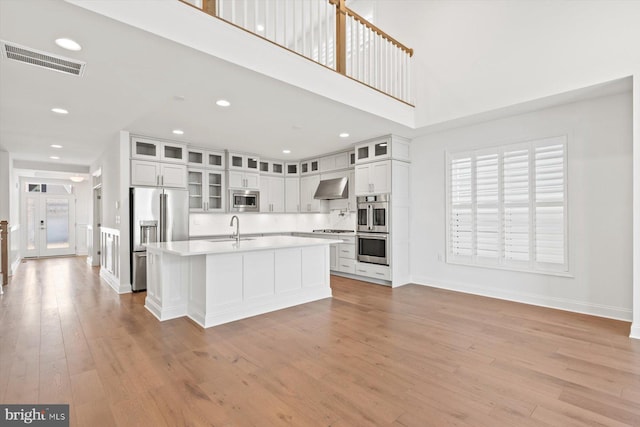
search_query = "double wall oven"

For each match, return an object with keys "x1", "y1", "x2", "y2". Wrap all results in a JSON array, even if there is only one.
[{"x1": 357, "y1": 194, "x2": 389, "y2": 266}]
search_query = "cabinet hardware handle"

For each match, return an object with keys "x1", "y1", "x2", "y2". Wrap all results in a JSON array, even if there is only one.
[{"x1": 375, "y1": 272, "x2": 385, "y2": 276}]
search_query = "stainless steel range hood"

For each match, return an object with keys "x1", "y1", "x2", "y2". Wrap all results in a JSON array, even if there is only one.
[{"x1": 314, "y1": 177, "x2": 348, "y2": 200}]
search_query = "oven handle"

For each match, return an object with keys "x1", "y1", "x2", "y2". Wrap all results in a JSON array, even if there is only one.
[{"x1": 368, "y1": 204, "x2": 373, "y2": 231}]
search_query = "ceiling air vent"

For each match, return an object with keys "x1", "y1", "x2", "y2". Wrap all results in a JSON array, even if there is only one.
[{"x1": 0, "y1": 40, "x2": 86, "y2": 77}]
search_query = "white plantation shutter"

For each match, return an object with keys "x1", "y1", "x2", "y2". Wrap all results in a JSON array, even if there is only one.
[
  {"x1": 446, "y1": 136, "x2": 568, "y2": 275},
  {"x1": 534, "y1": 139, "x2": 566, "y2": 270},
  {"x1": 503, "y1": 146, "x2": 530, "y2": 265},
  {"x1": 475, "y1": 152, "x2": 499, "y2": 262},
  {"x1": 449, "y1": 154, "x2": 473, "y2": 259}
]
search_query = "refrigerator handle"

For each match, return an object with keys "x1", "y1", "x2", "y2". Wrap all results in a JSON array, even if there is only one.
[{"x1": 160, "y1": 193, "x2": 167, "y2": 242}]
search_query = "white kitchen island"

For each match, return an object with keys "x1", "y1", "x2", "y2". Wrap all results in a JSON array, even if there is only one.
[{"x1": 143, "y1": 236, "x2": 341, "y2": 328}]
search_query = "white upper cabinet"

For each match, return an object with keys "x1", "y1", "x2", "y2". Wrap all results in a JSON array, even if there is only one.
[
  {"x1": 131, "y1": 137, "x2": 187, "y2": 164},
  {"x1": 227, "y1": 152, "x2": 260, "y2": 172},
  {"x1": 259, "y1": 159, "x2": 285, "y2": 176},
  {"x1": 355, "y1": 135, "x2": 410, "y2": 164},
  {"x1": 131, "y1": 160, "x2": 187, "y2": 188},
  {"x1": 300, "y1": 159, "x2": 320, "y2": 175},
  {"x1": 260, "y1": 176, "x2": 285, "y2": 213},
  {"x1": 285, "y1": 163, "x2": 299, "y2": 176},
  {"x1": 187, "y1": 148, "x2": 225, "y2": 169},
  {"x1": 188, "y1": 169, "x2": 225, "y2": 212},
  {"x1": 319, "y1": 152, "x2": 349, "y2": 173},
  {"x1": 300, "y1": 174, "x2": 322, "y2": 212},
  {"x1": 227, "y1": 170, "x2": 260, "y2": 190},
  {"x1": 285, "y1": 178, "x2": 300, "y2": 213},
  {"x1": 355, "y1": 160, "x2": 391, "y2": 195}
]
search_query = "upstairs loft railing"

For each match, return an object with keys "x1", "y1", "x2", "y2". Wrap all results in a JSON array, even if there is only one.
[{"x1": 180, "y1": 0, "x2": 414, "y2": 105}]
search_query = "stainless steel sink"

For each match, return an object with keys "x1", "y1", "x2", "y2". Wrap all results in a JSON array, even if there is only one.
[{"x1": 208, "y1": 238, "x2": 255, "y2": 243}]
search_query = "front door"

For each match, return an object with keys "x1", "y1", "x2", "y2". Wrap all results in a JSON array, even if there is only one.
[{"x1": 23, "y1": 190, "x2": 76, "y2": 258}]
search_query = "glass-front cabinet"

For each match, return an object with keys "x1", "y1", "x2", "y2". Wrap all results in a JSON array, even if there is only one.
[
  {"x1": 188, "y1": 148, "x2": 225, "y2": 169},
  {"x1": 188, "y1": 169, "x2": 225, "y2": 212},
  {"x1": 227, "y1": 151, "x2": 260, "y2": 172},
  {"x1": 259, "y1": 159, "x2": 285, "y2": 175},
  {"x1": 131, "y1": 137, "x2": 187, "y2": 164}
]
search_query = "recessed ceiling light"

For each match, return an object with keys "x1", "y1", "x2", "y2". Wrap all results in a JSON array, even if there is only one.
[
  {"x1": 216, "y1": 99, "x2": 231, "y2": 107},
  {"x1": 51, "y1": 108, "x2": 68, "y2": 114},
  {"x1": 50, "y1": 156, "x2": 60, "y2": 160},
  {"x1": 172, "y1": 129, "x2": 184, "y2": 135},
  {"x1": 339, "y1": 133, "x2": 350, "y2": 138},
  {"x1": 282, "y1": 149, "x2": 291, "y2": 154},
  {"x1": 69, "y1": 176, "x2": 85, "y2": 183},
  {"x1": 55, "y1": 38, "x2": 82, "y2": 51},
  {"x1": 256, "y1": 24, "x2": 265, "y2": 32},
  {"x1": 173, "y1": 95, "x2": 186, "y2": 101},
  {"x1": 50, "y1": 144, "x2": 63, "y2": 149}
]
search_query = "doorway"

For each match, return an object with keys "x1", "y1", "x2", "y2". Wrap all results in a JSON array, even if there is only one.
[{"x1": 22, "y1": 183, "x2": 76, "y2": 258}]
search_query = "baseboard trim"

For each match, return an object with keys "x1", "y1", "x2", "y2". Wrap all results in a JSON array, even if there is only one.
[
  {"x1": 412, "y1": 275, "x2": 632, "y2": 322},
  {"x1": 100, "y1": 268, "x2": 131, "y2": 294},
  {"x1": 630, "y1": 323, "x2": 640, "y2": 340}
]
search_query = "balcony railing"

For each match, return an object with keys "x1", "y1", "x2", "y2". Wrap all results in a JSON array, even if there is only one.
[{"x1": 180, "y1": 0, "x2": 414, "y2": 105}]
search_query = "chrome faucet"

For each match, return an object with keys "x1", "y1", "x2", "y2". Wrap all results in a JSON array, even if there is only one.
[{"x1": 230, "y1": 215, "x2": 240, "y2": 243}]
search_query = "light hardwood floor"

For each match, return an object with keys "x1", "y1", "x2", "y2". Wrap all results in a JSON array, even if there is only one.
[{"x1": 1, "y1": 256, "x2": 640, "y2": 426}]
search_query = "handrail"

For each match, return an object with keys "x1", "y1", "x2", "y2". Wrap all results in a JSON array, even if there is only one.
[
  {"x1": 331, "y1": 0, "x2": 413, "y2": 57},
  {"x1": 1, "y1": 220, "x2": 8, "y2": 286},
  {"x1": 178, "y1": 0, "x2": 414, "y2": 104}
]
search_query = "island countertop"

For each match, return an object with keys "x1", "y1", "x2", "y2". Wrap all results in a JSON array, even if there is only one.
[{"x1": 145, "y1": 235, "x2": 343, "y2": 256}]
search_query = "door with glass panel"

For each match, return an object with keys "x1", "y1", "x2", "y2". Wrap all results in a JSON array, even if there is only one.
[{"x1": 23, "y1": 188, "x2": 76, "y2": 257}]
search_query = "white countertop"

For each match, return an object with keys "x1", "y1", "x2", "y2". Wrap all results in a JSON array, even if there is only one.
[{"x1": 145, "y1": 235, "x2": 343, "y2": 256}]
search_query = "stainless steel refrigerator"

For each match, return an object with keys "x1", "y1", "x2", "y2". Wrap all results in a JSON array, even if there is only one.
[{"x1": 130, "y1": 187, "x2": 188, "y2": 291}]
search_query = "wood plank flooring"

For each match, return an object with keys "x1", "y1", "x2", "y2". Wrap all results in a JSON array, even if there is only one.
[{"x1": 1, "y1": 256, "x2": 640, "y2": 426}]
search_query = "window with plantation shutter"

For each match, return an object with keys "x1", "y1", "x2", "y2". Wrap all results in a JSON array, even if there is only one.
[{"x1": 446, "y1": 136, "x2": 568, "y2": 275}]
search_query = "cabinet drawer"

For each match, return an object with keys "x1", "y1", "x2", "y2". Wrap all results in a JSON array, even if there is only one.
[
  {"x1": 355, "y1": 262, "x2": 390, "y2": 281},
  {"x1": 336, "y1": 259, "x2": 355, "y2": 274},
  {"x1": 338, "y1": 244, "x2": 355, "y2": 259}
]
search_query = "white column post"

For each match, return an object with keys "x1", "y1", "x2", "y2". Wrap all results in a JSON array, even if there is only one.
[{"x1": 631, "y1": 72, "x2": 640, "y2": 339}]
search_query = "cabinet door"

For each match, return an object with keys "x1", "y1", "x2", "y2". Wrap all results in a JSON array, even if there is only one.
[
  {"x1": 131, "y1": 160, "x2": 159, "y2": 186},
  {"x1": 259, "y1": 177, "x2": 271, "y2": 213},
  {"x1": 188, "y1": 169, "x2": 205, "y2": 211},
  {"x1": 348, "y1": 169, "x2": 356, "y2": 211},
  {"x1": 285, "y1": 178, "x2": 300, "y2": 212},
  {"x1": 187, "y1": 149, "x2": 205, "y2": 167},
  {"x1": 131, "y1": 138, "x2": 160, "y2": 161},
  {"x1": 207, "y1": 172, "x2": 224, "y2": 211},
  {"x1": 370, "y1": 161, "x2": 391, "y2": 193},
  {"x1": 228, "y1": 153, "x2": 245, "y2": 170},
  {"x1": 330, "y1": 244, "x2": 338, "y2": 270},
  {"x1": 160, "y1": 163, "x2": 187, "y2": 188},
  {"x1": 160, "y1": 142, "x2": 187, "y2": 163},
  {"x1": 227, "y1": 170, "x2": 244, "y2": 188},
  {"x1": 354, "y1": 164, "x2": 371, "y2": 195},
  {"x1": 356, "y1": 144, "x2": 370, "y2": 163},
  {"x1": 285, "y1": 163, "x2": 299, "y2": 176},
  {"x1": 244, "y1": 172, "x2": 260, "y2": 189},
  {"x1": 207, "y1": 151, "x2": 224, "y2": 169},
  {"x1": 300, "y1": 175, "x2": 320, "y2": 212},
  {"x1": 269, "y1": 177, "x2": 285, "y2": 212}
]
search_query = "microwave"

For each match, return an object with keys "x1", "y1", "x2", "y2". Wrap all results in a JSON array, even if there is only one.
[{"x1": 229, "y1": 190, "x2": 260, "y2": 212}]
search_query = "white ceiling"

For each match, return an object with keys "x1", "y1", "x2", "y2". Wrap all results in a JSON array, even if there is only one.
[{"x1": 0, "y1": 0, "x2": 413, "y2": 167}]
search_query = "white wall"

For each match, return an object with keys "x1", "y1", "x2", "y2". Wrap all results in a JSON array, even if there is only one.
[
  {"x1": 410, "y1": 92, "x2": 633, "y2": 320},
  {"x1": 92, "y1": 139, "x2": 121, "y2": 229},
  {"x1": 367, "y1": 0, "x2": 640, "y2": 128}
]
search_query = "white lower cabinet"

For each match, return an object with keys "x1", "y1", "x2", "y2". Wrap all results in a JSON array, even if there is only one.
[
  {"x1": 355, "y1": 262, "x2": 391, "y2": 281},
  {"x1": 333, "y1": 237, "x2": 356, "y2": 274}
]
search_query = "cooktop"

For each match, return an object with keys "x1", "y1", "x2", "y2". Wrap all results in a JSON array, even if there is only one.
[{"x1": 312, "y1": 229, "x2": 355, "y2": 234}]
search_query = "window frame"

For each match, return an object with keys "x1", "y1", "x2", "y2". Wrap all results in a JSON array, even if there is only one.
[{"x1": 445, "y1": 135, "x2": 570, "y2": 276}]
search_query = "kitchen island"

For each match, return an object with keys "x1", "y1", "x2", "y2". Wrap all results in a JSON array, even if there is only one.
[{"x1": 144, "y1": 236, "x2": 341, "y2": 328}]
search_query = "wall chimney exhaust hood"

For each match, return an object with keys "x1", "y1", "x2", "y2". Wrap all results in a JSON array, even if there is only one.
[{"x1": 314, "y1": 177, "x2": 348, "y2": 200}]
